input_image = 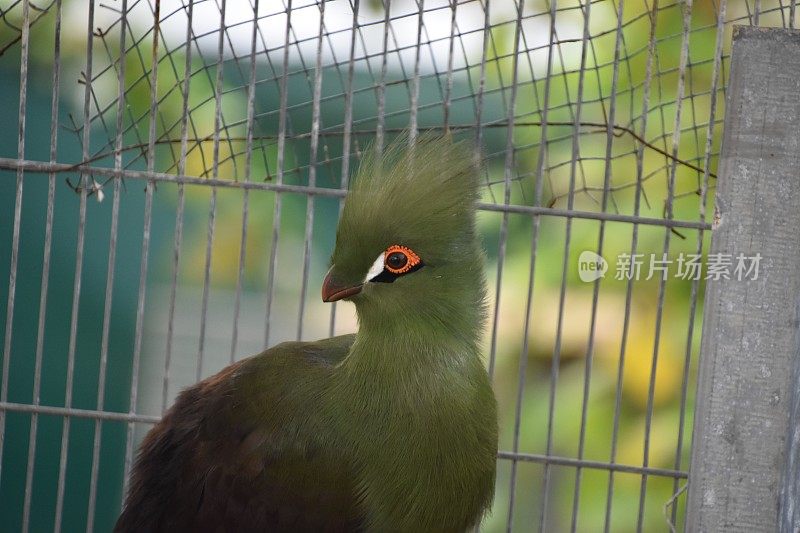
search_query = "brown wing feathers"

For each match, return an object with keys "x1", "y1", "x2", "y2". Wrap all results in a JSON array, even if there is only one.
[{"x1": 115, "y1": 354, "x2": 363, "y2": 532}]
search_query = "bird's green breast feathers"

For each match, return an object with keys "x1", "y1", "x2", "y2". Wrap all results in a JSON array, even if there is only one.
[{"x1": 229, "y1": 331, "x2": 497, "y2": 533}]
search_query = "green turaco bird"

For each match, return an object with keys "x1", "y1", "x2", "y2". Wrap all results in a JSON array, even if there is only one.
[{"x1": 115, "y1": 136, "x2": 498, "y2": 532}]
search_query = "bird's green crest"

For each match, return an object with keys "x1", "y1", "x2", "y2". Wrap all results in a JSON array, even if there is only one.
[{"x1": 331, "y1": 134, "x2": 482, "y2": 287}]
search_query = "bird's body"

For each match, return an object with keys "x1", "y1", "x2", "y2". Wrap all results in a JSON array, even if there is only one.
[
  {"x1": 116, "y1": 335, "x2": 362, "y2": 532},
  {"x1": 116, "y1": 136, "x2": 498, "y2": 533}
]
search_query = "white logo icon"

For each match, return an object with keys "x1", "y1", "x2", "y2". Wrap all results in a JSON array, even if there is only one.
[{"x1": 578, "y1": 251, "x2": 608, "y2": 282}]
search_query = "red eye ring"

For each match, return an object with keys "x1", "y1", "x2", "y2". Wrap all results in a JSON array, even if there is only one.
[{"x1": 384, "y1": 245, "x2": 421, "y2": 274}]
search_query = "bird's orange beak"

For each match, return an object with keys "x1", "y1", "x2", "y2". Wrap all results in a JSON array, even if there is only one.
[{"x1": 321, "y1": 267, "x2": 363, "y2": 302}]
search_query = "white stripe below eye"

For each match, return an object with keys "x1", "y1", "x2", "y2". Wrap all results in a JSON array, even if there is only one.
[{"x1": 364, "y1": 252, "x2": 385, "y2": 283}]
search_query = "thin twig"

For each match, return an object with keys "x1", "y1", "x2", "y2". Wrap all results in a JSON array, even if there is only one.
[
  {"x1": 663, "y1": 482, "x2": 688, "y2": 533},
  {"x1": 56, "y1": 120, "x2": 717, "y2": 186}
]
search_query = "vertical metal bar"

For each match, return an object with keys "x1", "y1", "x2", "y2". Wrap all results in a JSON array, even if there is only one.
[
  {"x1": 264, "y1": 0, "x2": 292, "y2": 349},
  {"x1": 416, "y1": 9, "x2": 446, "y2": 119},
  {"x1": 602, "y1": 2, "x2": 659, "y2": 530},
  {"x1": 145, "y1": 18, "x2": 187, "y2": 175},
  {"x1": 27, "y1": 0, "x2": 63, "y2": 522},
  {"x1": 122, "y1": 0, "x2": 160, "y2": 498},
  {"x1": 211, "y1": 0, "x2": 226, "y2": 178},
  {"x1": 635, "y1": 3, "x2": 692, "y2": 531},
  {"x1": 448, "y1": 5, "x2": 476, "y2": 130},
  {"x1": 375, "y1": 0, "x2": 390, "y2": 154},
  {"x1": 791, "y1": 0, "x2": 797, "y2": 29},
  {"x1": 162, "y1": 0, "x2": 194, "y2": 412},
  {"x1": 11, "y1": 1, "x2": 33, "y2": 530},
  {"x1": 408, "y1": 0, "x2": 424, "y2": 143},
  {"x1": 380, "y1": 8, "x2": 413, "y2": 136},
  {"x1": 0, "y1": 0, "x2": 30, "y2": 484},
  {"x1": 504, "y1": 0, "x2": 556, "y2": 528},
  {"x1": 670, "y1": 2, "x2": 727, "y2": 527},
  {"x1": 540, "y1": 1, "x2": 591, "y2": 530},
  {"x1": 215, "y1": 9, "x2": 244, "y2": 179},
  {"x1": 473, "y1": 0, "x2": 489, "y2": 171},
  {"x1": 54, "y1": 2, "x2": 95, "y2": 530},
  {"x1": 175, "y1": 5, "x2": 211, "y2": 176},
  {"x1": 296, "y1": 0, "x2": 325, "y2": 342},
  {"x1": 783, "y1": 163, "x2": 800, "y2": 533},
  {"x1": 569, "y1": 1, "x2": 625, "y2": 530},
  {"x1": 778, "y1": 0, "x2": 788, "y2": 28},
  {"x1": 442, "y1": 0, "x2": 457, "y2": 132},
  {"x1": 328, "y1": 0, "x2": 359, "y2": 338},
  {"x1": 686, "y1": 26, "x2": 800, "y2": 533},
  {"x1": 744, "y1": 1, "x2": 754, "y2": 26},
  {"x1": 230, "y1": 0, "x2": 260, "y2": 362},
  {"x1": 488, "y1": 0, "x2": 526, "y2": 390},
  {"x1": 197, "y1": 0, "x2": 226, "y2": 378},
  {"x1": 86, "y1": 1, "x2": 128, "y2": 529}
]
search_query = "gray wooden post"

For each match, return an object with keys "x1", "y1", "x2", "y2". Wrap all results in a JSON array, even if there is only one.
[{"x1": 686, "y1": 26, "x2": 800, "y2": 533}]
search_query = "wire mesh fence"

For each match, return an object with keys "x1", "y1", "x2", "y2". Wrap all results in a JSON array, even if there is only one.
[{"x1": 0, "y1": 0, "x2": 796, "y2": 531}]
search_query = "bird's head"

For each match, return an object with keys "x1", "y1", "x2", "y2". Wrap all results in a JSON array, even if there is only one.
[{"x1": 322, "y1": 135, "x2": 486, "y2": 330}]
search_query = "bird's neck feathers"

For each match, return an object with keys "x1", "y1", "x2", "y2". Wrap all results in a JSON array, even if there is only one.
[
  {"x1": 341, "y1": 251, "x2": 487, "y2": 385},
  {"x1": 321, "y1": 137, "x2": 496, "y2": 530},
  {"x1": 330, "y1": 252, "x2": 495, "y2": 532}
]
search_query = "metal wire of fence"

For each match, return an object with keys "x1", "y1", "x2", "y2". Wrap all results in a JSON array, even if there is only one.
[{"x1": 0, "y1": 0, "x2": 797, "y2": 532}]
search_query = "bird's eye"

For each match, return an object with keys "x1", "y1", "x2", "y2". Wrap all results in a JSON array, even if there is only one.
[
  {"x1": 386, "y1": 252, "x2": 407, "y2": 271},
  {"x1": 383, "y1": 245, "x2": 420, "y2": 274},
  {"x1": 365, "y1": 245, "x2": 423, "y2": 283}
]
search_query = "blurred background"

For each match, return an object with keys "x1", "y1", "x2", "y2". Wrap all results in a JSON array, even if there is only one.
[{"x1": 0, "y1": 0, "x2": 793, "y2": 531}]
